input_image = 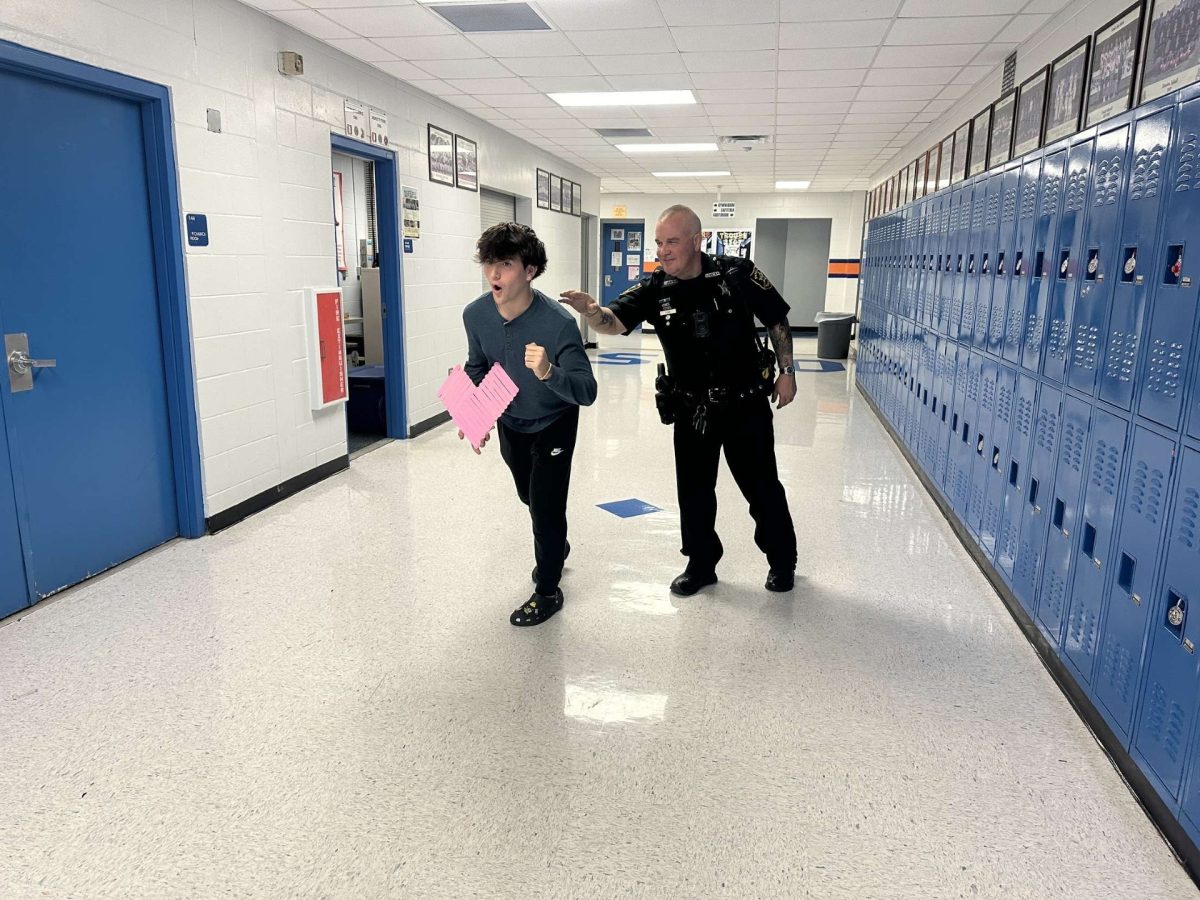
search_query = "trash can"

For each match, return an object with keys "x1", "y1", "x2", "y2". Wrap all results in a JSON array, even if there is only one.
[
  {"x1": 814, "y1": 311, "x2": 856, "y2": 360},
  {"x1": 347, "y1": 365, "x2": 387, "y2": 434}
]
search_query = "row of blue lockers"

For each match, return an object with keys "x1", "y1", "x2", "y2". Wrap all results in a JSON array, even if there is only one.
[{"x1": 858, "y1": 83, "x2": 1200, "y2": 857}]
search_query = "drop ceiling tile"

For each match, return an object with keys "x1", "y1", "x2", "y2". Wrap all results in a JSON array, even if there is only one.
[
  {"x1": 777, "y1": 101, "x2": 854, "y2": 115},
  {"x1": 467, "y1": 31, "x2": 577, "y2": 57},
  {"x1": 1023, "y1": 0, "x2": 1072, "y2": 11},
  {"x1": 588, "y1": 53, "x2": 687, "y2": 76},
  {"x1": 707, "y1": 117, "x2": 776, "y2": 130},
  {"x1": 688, "y1": 71, "x2": 775, "y2": 91},
  {"x1": 319, "y1": 5, "x2": 454, "y2": 37},
  {"x1": 657, "y1": 0, "x2": 780, "y2": 25},
  {"x1": 863, "y1": 66, "x2": 962, "y2": 86},
  {"x1": 495, "y1": 56, "x2": 598, "y2": 78},
  {"x1": 899, "y1": 0, "x2": 1023, "y2": 12},
  {"x1": 525, "y1": 75, "x2": 616, "y2": 92},
  {"x1": 996, "y1": 13, "x2": 1052, "y2": 44},
  {"x1": 372, "y1": 34, "x2": 485, "y2": 59},
  {"x1": 565, "y1": 28, "x2": 675, "y2": 55},
  {"x1": 779, "y1": 47, "x2": 877, "y2": 70},
  {"x1": 952, "y1": 65, "x2": 993, "y2": 85},
  {"x1": 606, "y1": 74, "x2": 696, "y2": 90},
  {"x1": 323, "y1": 38, "x2": 398, "y2": 62},
  {"x1": 842, "y1": 112, "x2": 922, "y2": 123},
  {"x1": 777, "y1": 69, "x2": 868, "y2": 88},
  {"x1": 488, "y1": 93, "x2": 559, "y2": 108},
  {"x1": 703, "y1": 103, "x2": 778, "y2": 117},
  {"x1": 444, "y1": 77, "x2": 539, "y2": 95},
  {"x1": 673, "y1": 24, "x2": 778, "y2": 53},
  {"x1": 851, "y1": 99, "x2": 928, "y2": 113},
  {"x1": 283, "y1": 0, "x2": 382, "y2": 7},
  {"x1": 937, "y1": 83, "x2": 972, "y2": 100},
  {"x1": 416, "y1": 57, "x2": 512, "y2": 79},
  {"x1": 856, "y1": 84, "x2": 942, "y2": 102},
  {"x1": 777, "y1": 87, "x2": 859, "y2": 102},
  {"x1": 372, "y1": 59, "x2": 436, "y2": 81},
  {"x1": 270, "y1": 10, "x2": 357, "y2": 39},
  {"x1": 779, "y1": 19, "x2": 890, "y2": 48},
  {"x1": 635, "y1": 106, "x2": 709, "y2": 121},
  {"x1": 886, "y1": 15, "x2": 1007, "y2": 45},
  {"x1": 683, "y1": 50, "x2": 778, "y2": 73},
  {"x1": 536, "y1": 0, "x2": 666, "y2": 29},
  {"x1": 697, "y1": 89, "x2": 777, "y2": 105},
  {"x1": 775, "y1": 116, "x2": 846, "y2": 127},
  {"x1": 923, "y1": 98, "x2": 955, "y2": 113},
  {"x1": 972, "y1": 43, "x2": 1017, "y2": 65}
]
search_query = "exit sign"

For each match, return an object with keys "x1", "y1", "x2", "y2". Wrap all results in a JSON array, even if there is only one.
[{"x1": 713, "y1": 201, "x2": 735, "y2": 218}]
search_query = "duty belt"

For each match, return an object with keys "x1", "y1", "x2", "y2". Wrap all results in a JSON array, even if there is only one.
[{"x1": 674, "y1": 380, "x2": 771, "y2": 407}]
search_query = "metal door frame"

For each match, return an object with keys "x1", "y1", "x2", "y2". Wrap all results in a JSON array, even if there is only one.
[
  {"x1": 330, "y1": 134, "x2": 408, "y2": 439},
  {"x1": 0, "y1": 39, "x2": 204, "y2": 538}
]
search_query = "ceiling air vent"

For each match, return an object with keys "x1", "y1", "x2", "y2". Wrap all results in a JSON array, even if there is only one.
[
  {"x1": 595, "y1": 128, "x2": 653, "y2": 139},
  {"x1": 426, "y1": 2, "x2": 550, "y2": 32},
  {"x1": 720, "y1": 135, "x2": 771, "y2": 151}
]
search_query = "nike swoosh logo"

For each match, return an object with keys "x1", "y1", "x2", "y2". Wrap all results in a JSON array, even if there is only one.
[{"x1": 551, "y1": 448, "x2": 564, "y2": 456}]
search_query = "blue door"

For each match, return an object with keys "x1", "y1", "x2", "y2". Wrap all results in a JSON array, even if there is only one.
[
  {"x1": 601, "y1": 222, "x2": 646, "y2": 309},
  {"x1": 0, "y1": 68, "x2": 178, "y2": 612}
]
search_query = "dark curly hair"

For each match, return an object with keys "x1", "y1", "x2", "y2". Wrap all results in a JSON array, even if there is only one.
[{"x1": 475, "y1": 222, "x2": 547, "y2": 278}]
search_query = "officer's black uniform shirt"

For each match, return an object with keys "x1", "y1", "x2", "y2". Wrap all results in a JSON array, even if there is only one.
[{"x1": 607, "y1": 254, "x2": 789, "y2": 390}]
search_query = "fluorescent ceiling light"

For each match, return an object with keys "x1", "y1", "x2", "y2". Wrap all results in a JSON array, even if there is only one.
[
  {"x1": 776, "y1": 180, "x2": 811, "y2": 189},
  {"x1": 550, "y1": 90, "x2": 695, "y2": 108},
  {"x1": 652, "y1": 171, "x2": 730, "y2": 177},
  {"x1": 616, "y1": 143, "x2": 719, "y2": 154}
]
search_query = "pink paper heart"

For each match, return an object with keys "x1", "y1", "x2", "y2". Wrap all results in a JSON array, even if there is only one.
[{"x1": 438, "y1": 363, "x2": 520, "y2": 450}]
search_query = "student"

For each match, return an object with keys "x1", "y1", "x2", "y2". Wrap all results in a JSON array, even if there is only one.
[{"x1": 461, "y1": 223, "x2": 597, "y2": 626}]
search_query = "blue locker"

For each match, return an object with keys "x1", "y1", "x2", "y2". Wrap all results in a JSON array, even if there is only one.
[
  {"x1": 1100, "y1": 110, "x2": 1172, "y2": 410},
  {"x1": 1094, "y1": 426, "x2": 1177, "y2": 742},
  {"x1": 973, "y1": 173, "x2": 1005, "y2": 349},
  {"x1": 931, "y1": 337, "x2": 955, "y2": 489},
  {"x1": 1012, "y1": 385, "x2": 1064, "y2": 612},
  {"x1": 929, "y1": 194, "x2": 948, "y2": 331},
  {"x1": 967, "y1": 357, "x2": 1001, "y2": 537},
  {"x1": 937, "y1": 343, "x2": 963, "y2": 493},
  {"x1": 987, "y1": 165, "x2": 1022, "y2": 357},
  {"x1": 980, "y1": 364, "x2": 1017, "y2": 559},
  {"x1": 961, "y1": 179, "x2": 988, "y2": 346},
  {"x1": 1035, "y1": 395, "x2": 1093, "y2": 644},
  {"x1": 1067, "y1": 125, "x2": 1131, "y2": 397},
  {"x1": 1044, "y1": 139, "x2": 1096, "y2": 385},
  {"x1": 920, "y1": 330, "x2": 940, "y2": 468},
  {"x1": 1022, "y1": 150, "x2": 1068, "y2": 374},
  {"x1": 996, "y1": 373, "x2": 1040, "y2": 584},
  {"x1": 1004, "y1": 158, "x2": 1043, "y2": 364},
  {"x1": 1137, "y1": 99, "x2": 1200, "y2": 431},
  {"x1": 1134, "y1": 446, "x2": 1200, "y2": 800},
  {"x1": 947, "y1": 184, "x2": 971, "y2": 340},
  {"x1": 1063, "y1": 409, "x2": 1130, "y2": 682},
  {"x1": 946, "y1": 345, "x2": 976, "y2": 515},
  {"x1": 935, "y1": 191, "x2": 959, "y2": 336}
]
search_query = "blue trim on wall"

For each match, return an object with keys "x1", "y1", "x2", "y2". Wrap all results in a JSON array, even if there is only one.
[
  {"x1": 331, "y1": 134, "x2": 409, "y2": 438},
  {"x1": 0, "y1": 39, "x2": 205, "y2": 538}
]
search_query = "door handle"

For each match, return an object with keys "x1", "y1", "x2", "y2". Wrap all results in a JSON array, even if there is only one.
[{"x1": 8, "y1": 349, "x2": 56, "y2": 375}]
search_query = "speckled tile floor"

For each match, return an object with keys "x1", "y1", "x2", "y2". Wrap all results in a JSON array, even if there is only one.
[{"x1": 0, "y1": 335, "x2": 1194, "y2": 898}]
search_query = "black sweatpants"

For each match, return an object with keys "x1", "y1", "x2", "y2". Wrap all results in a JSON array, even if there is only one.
[
  {"x1": 673, "y1": 395, "x2": 797, "y2": 574},
  {"x1": 498, "y1": 407, "x2": 579, "y2": 596}
]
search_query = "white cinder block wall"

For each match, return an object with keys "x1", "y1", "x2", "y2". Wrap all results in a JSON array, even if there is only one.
[
  {"x1": 0, "y1": 0, "x2": 597, "y2": 518},
  {"x1": 598, "y1": 192, "x2": 867, "y2": 317}
]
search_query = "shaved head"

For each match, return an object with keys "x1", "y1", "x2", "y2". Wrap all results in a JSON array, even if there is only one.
[{"x1": 658, "y1": 204, "x2": 702, "y2": 235}]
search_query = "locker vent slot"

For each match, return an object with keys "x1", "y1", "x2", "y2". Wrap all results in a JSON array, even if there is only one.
[
  {"x1": 1177, "y1": 486, "x2": 1199, "y2": 551},
  {"x1": 1146, "y1": 339, "x2": 1185, "y2": 398},
  {"x1": 1129, "y1": 144, "x2": 1164, "y2": 200},
  {"x1": 1174, "y1": 133, "x2": 1197, "y2": 191},
  {"x1": 1021, "y1": 181, "x2": 1037, "y2": 219},
  {"x1": 1104, "y1": 331, "x2": 1138, "y2": 384},
  {"x1": 1067, "y1": 170, "x2": 1088, "y2": 210},
  {"x1": 1041, "y1": 173, "x2": 1062, "y2": 215}
]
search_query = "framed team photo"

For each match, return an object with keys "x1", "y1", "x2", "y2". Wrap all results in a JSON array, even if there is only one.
[
  {"x1": 951, "y1": 121, "x2": 971, "y2": 184},
  {"x1": 989, "y1": 92, "x2": 1017, "y2": 169},
  {"x1": 1013, "y1": 66, "x2": 1050, "y2": 156},
  {"x1": 968, "y1": 105, "x2": 992, "y2": 176},
  {"x1": 550, "y1": 174, "x2": 562, "y2": 212},
  {"x1": 924, "y1": 148, "x2": 936, "y2": 196},
  {"x1": 427, "y1": 124, "x2": 455, "y2": 187},
  {"x1": 454, "y1": 134, "x2": 477, "y2": 191},
  {"x1": 1085, "y1": 2, "x2": 1146, "y2": 126},
  {"x1": 571, "y1": 181, "x2": 582, "y2": 216},
  {"x1": 1045, "y1": 38, "x2": 1092, "y2": 143},
  {"x1": 1141, "y1": 0, "x2": 1200, "y2": 102},
  {"x1": 536, "y1": 169, "x2": 550, "y2": 209},
  {"x1": 937, "y1": 134, "x2": 954, "y2": 190}
]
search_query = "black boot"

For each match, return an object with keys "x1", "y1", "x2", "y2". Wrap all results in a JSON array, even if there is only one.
[
  {"x1": 510, "y1": 589, "x2": 564, "y2": 626},
  {"x1": 670, "y1": 569, "x2": 717, "y2": 597},
  {"x1": 765, "y1": 568, "x2": 795, "y2": 592}
]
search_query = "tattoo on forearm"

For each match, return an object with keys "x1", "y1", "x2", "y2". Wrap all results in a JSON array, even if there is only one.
[
  {"x1": 598, "y1": 309, "x2": 614, "y2": 329},
  {"x1": 769, "y1": 319, "x2": 793, "y2": 366}
]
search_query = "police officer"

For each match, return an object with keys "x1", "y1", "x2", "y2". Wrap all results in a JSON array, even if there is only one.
[{"x1": 560, "y1": 205, "x2": 798, "y2": 595}]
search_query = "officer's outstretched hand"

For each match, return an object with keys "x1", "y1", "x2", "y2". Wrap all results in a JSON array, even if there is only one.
[
  {"x1": 458, "y1": 427, "x2": 492, "y2": 455},
  {"x1": 559, "y1": 290, "x2": 600, "y2": 317},
  {"x1": 773, "y1": 372, "x2": 797, "y2": 410}
]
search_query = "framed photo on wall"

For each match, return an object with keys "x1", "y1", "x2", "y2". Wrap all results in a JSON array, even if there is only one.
[
  {"x1": 1086, "y1": 2, "x2": 1146, "y2": 126},
  {"x1": 1045, "y1": 38, "x2": 1091, "y2": 143},
  {"x1": 951, "y1": 121, "x2": 971, "y2": 184},
  {"x1": 536, "y1": 169, "x2": 550, "y2": 209},
  {"x1": 1141, "y1": 0, "x2": 1200, "y2": 102},
  {"x1": 989, "y1": 92, "x2": 1017, "y2": 169},
  {"x1": 454, "y1": 134, "x2": 477, "y2": 191},
  {"x1": 900, "y1": 165, "x2": 910, "y2": 204},
  {"x1": 570, "y1": 182, "x2": 582, "y2": 216},
  {"x1": 427, "y1": 124, "x2": 454, "y2": 187},
  {"x1": 550, "y1": 174, "x2": 562, "y2": 211},
  {"x1": 1013, "y1": 66, "x2": 1050, "y2": 157},
  {"x1": 913, "y1": 157, "x2": 925, "y2": 198},
  {"x1": 968, "y1": 106, "x2": 992, "y2": 176},
  {"x1": 937, "y1": 134, "x2": 954, "y2": 190}
]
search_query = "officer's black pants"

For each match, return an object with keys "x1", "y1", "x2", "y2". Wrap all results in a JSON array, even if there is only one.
[
  {"x1": 672, "y1": 395, "x2": 797, "y2": 574},
  {"x1": 498, "y1": 407, "x2": 578, "y2": 596}
]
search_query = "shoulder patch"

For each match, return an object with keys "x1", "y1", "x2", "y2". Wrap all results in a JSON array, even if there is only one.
[{"x1": 750, "y1": 265, "x2": 774, "y2": 291}]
